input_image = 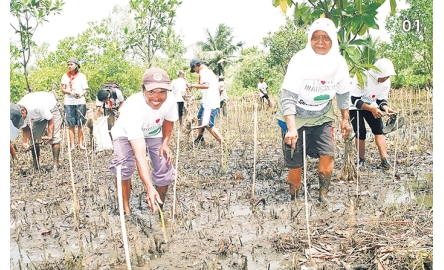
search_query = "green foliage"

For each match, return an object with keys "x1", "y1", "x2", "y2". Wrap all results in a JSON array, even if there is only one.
[
  {"x1": 262, "y1": 18, "x2": 307, "y2": 75},
  {"x1": 125, "y1": 0, "x2": 182, "y2": 66},
  {"x1": 10, "y1": 0, "x2": 65, "y2": 92},
  {"x1": 16, "y1": 19, "x2": 145, "y2": 102},
  {"x1": 10, "y1": 63, "x2": 28, "y2": 103},
  {"x1": 10, "y1": 11, "x2": 189, "y2": 104},
  {"x1": 196, "y1": 23, "x2": 244, "y2": 76},
  {"x1": 384, "y1": 0, "x2": 432, "y2": 89},
  {"x1": 230, "y1": 49, "x2": 283, "y2": 97}
]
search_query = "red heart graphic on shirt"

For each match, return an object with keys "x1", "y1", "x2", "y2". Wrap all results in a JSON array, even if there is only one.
[
  {"x1": 321, "y1": 81, "x2": 326, "y2": 85},
  {"x1": 371, "y1": 95, "x2": 376, "y2": 98},
  {"x1": 155, "y1": 119, "x2": 160, "y2": 123}
]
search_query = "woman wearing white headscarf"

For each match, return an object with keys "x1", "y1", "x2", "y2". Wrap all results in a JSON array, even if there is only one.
[
  {"x1": 276, "y1": 18, "x2": 351, "y2": 204},
  {"x1": 349, "y1": 58, "x2": 397, "y2": 169}
]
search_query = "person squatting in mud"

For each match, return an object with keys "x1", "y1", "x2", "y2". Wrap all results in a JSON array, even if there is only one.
[
  {"x1": 108, "y1": 67, "x2": 178, "y2": 214},
  {"x1": 276, "y1": 18, "x2": 351, "y2": 204},
  {"x1": 10, "y1": 92, "x2": 63, "y2": 171},
  {"x1": 349, "y1": 58, "x2": 397, "y2": 170}
]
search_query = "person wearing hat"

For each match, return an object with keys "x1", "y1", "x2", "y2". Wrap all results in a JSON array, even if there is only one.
[
  {"x1": 349, "y1": 58, "x2": 397, "y2": 170},
  {"x1": 187, "y1": 58, "x2": 224, "y2": 146},
  {"x1": 170, "y1": 70, "x2": 190, "y2": 125},
  {"x1": 61, "y1": 58, "x2": 89, "y2": 150},
  {"x1": 10, "y1": 92, "x2": 63, "y2": 170},
  {"x1": 258, "y1": 77, "x2": 271, "y2": 108},
  {"x1": 108, "y1": 67, "x2": 178, "y2": 214},
  {"x1": 94, "y1": 82, "x2": 125, "y2": 137},
  {"x1": 276, "y1": 18, "x2": 352, "y2": 204},
  {"x1": 219, "y1": 75, "x2": 228, "y2": 116}
]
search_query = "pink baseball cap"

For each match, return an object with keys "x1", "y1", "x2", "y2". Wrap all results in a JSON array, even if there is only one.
[{"x1": 142, "y1": 68, "x2": 171, "y2": 91}]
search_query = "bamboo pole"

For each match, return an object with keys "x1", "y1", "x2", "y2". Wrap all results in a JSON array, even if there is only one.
[
  {"x1": 65, "y1": 122, "x2": 80, "y2": 219},
  {"x1": 251, "y1": 102, "x2": 258, "y2": 200},
  {"x1": 356, "y1": 110, "x2": 360, "y2": 196},
  {"x1": 78, "y1": 111, "x2": 92, "y2": 187},
  {"x1": 116, "y1": 165, "x2": 132, "y2": 270},
  {"x1": 302, "y1": 130, "x2": 312, "y2": 260},
  {"x1": 171, "y1": 127, "x2": 181, "y2": 232}
]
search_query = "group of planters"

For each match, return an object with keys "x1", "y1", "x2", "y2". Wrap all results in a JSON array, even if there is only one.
[{"x1": 10, "y1": 18, "x2": 404, "y2": 214}]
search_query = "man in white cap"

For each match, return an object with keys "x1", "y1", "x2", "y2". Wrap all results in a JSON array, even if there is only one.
[
  {"x1": 108, "y1": 67, "x2": 178, "y2": 214},
  {"x1": 187, "y1": 58, "x2": 224, "y2": 146},
  {"x1": 10, "y1": 92, "x2": 63, "y2": 170},
  {"x1": 349, "y1": 58, "x2": 397, "y2": 169},
  {"x1": 170, "y1": 70, "x2": 189, "y2": 125}
]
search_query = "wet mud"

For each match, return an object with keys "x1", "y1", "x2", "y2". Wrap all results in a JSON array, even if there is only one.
[{"x1": 10, "y1": 90, "x2": 433, "y2": 269}]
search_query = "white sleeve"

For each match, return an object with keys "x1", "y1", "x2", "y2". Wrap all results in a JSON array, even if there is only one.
[
  {"x1": 81, "y1": 74, "x2": 89, "y2": 89},
  {"x1": 95, "y1": 98, "x2": 104, "y2": 107},
  {"x1": 281, "y1": 54, "x2": 302, "y2": 94},
  {"x1": 117, "y1": 89, "x2": 124, "y2": 102}
]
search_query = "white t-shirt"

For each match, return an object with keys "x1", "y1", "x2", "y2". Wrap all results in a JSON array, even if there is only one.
[
  {"x1": 18, "y1": 92, "x2": 58, "y2": 128},
  {"x1": 111, "y1": 91, "x2": 178, "y2": 140},
  {"x1": 95, "y1": 88, "x2": 124, "y2": 109},
  {"x1": 199, "y1": 68, "x2": 220, "y2": 109},
  {"x1": 61, "y1": 72, "x2": 89, "y2": 105},
  {"x1": 281, "y1": 56, "x2": 350, "y2": 112},
  {"x1": 258, "y1": 82, "x2": 268, "y2": 97},
  {"x1": 171, "y1": 77, "x2": 187, "y2": 102},
  {"x1": 349, "y1": 72, "x2": 390, "y2": 110}
]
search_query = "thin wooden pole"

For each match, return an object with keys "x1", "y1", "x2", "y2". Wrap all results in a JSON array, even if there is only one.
[
  {"x1": 65, "y1": 121, "x2": 79, "y2": 219},
  {"x1": 251, "y1": 102, "x2": 258, "y2": 199},
  {"x1": 302, "y1": 130, "x2": 312, "y2": 260},
  {"x1": 171, "y1": 127, "x2": 181, "y2": 231},
  {"x1": 356, "y1": 110, "x2": 360, "y2": 195},
  {"x1": 116, "y1": 165, "x2": 132, "y2": 270}
]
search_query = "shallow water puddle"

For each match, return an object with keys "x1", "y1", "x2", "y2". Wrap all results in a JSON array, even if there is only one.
[
  {"x1": 384, "y1": 184, "x2": 415, "y2": 204},
  {"x1": 230, "y1": 204, "x2": 252, "y2": 216},
  {"x1": 384, "y1": 172, "x2": 432, "y2": 205}
]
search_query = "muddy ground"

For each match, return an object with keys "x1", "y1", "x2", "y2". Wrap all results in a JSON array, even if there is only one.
[{"x1": 10, "y1": 89, "x2": 433, "y2": 269}]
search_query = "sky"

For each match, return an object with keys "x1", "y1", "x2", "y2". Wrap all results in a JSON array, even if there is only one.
[
  {"x1": 11, "y1": 0, "x2": 400, "y2": 56},
  {"x1": 5, "y1": 0, "x2": 443, "y2": 267}
]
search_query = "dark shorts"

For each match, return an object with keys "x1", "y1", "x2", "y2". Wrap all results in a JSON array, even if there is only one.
[
  {"x1": 349, "y1": 110, "x2": 384, "y2": 140},
  {"x1": 64, "y1": 104, "x2": 87, "y2": 126},
  {"x1": 281, "y1": 121, "x2": 335, "y2": 168},
  {"x1": 261, "y1": 94, "x2": 269, "y2": 100},
  {"x1": 177, "y1": 102, "x2": 184, "y2": 117},
  {"x1": 197, "y1": 104, "x2": 219, "y2": 128},
  {"x1": 108, "y1": 137, "x2": 175, "y2": 186}
]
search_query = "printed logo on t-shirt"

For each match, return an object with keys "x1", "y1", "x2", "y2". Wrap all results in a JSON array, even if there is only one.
[
  {"x1": 361, "y1": 93, "x2": 376, "y2": 105},
  {"x1": 142, "y1": 118, "x2": 162, "y2": 136},
  {"x1": 297, "y1": 79, "x2": 337, "y2": 110}
]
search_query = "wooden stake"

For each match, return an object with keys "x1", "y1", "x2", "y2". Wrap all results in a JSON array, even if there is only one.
[
  {"x1": 116, "y1": 165, "x2": 132, "y2": 270},
  {"x1": 302, "y1": 130, "x2": 312, "y2": 260},
  {"x1": 251, "y1": 102, "x2": 258, "y2": 200},
  {"x1": 171, "y1": 127, "x2": 181, "y2": 232},
  {"x1": 65, "y1": 123, "x2": 79, "y2": 219}
]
